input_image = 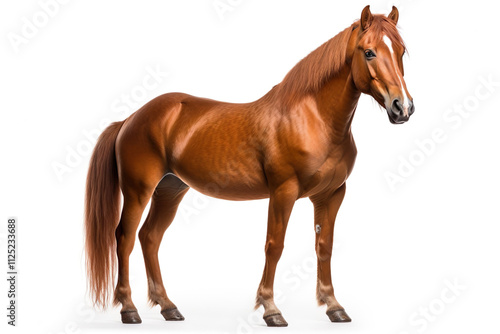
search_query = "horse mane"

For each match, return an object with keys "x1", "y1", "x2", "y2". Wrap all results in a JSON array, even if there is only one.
[
  {"x1": 276, "y1": 23, "x2": 356, "y2": 107},
  {"x1": 276, "y1": 15, "x2": 404, "y2": 108}
]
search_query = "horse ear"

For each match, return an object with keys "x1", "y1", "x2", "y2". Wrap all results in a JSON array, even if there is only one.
[
  {"x1": 360, "y1": 5, "x2": 373, "y2": 31},
  {"x1": 388, "y1": 6, "x2": 399, "y2": 24}
]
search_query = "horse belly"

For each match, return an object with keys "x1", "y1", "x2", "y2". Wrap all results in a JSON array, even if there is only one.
[{"x1": 171, "y1": 144, "x2": 269, "y2": 201}]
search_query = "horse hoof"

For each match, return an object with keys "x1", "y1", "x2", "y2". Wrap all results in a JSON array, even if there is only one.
[
  {"x1": 121, "y1": 310, "x2": 142, "y2": 324},
  {"x1": 264, "y1": 313, "x2": 288, "y2": 327},
  {"x1": 161, "y1": 307, "x2": 185, "y2": 321},
  {"x1": 327, "y1": 309, "x2": 351, "y2": 322}
]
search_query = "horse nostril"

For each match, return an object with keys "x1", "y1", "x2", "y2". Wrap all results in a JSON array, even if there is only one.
[
  {"x1": 409, "y1": 101, "x2": 415, "y2": 116},
  {"x1": 391, "y1": 99, "x2": 403, "y2": 115}
]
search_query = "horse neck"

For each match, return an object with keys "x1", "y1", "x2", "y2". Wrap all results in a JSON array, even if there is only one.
[{"x1": 314, "y1": 64, "x2": 361, "y2": 144}]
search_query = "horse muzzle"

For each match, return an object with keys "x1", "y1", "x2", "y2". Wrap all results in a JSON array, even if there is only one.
[{"x1": 387, "y1": 98, "x2": 414, "y2": 124}]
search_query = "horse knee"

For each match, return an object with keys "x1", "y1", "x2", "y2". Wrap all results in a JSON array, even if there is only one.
[
  {"x1": 316, "y1": 240, "x2": 333, "y2": 262},
  {"x1": 265, "y1": 239, "x2": 284, "y2": 259}
]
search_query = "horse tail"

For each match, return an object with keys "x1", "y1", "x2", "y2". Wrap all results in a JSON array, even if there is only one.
[{"x1": 84, "y1": 121, "x2": 124, "y2": 308}]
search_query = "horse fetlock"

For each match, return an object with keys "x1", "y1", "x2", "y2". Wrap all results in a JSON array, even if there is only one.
[{"x1": 316, "y1": 283, "x2": 336, "y2": 305}]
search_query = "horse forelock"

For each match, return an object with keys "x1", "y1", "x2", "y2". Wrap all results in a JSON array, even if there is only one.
[{"x1": 360, "y1": 15, "x2": 406, "y2": 53}]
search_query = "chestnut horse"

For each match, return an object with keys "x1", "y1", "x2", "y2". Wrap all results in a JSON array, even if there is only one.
[{"x1": 85, "y1": 6, "x2": 413, "y2": 326}]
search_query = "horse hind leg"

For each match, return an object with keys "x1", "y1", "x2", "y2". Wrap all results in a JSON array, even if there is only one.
[
  {"x1": 113, "y1": 155, "x2": 166, "y2": 323},
  {"x1": 113, "y1": 185, "x2": 156, "y2": 324},
  {"x1": 138, "y1": 174, "x2": 189, "y2": 321}
]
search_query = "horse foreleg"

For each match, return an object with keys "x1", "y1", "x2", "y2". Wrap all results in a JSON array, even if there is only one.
[
  {"x1": 310, "y1": 183, "x2": 351, "y2": 322},
  {"x1": 255, "y1": 179, "x2": 299, "y2": 327}
]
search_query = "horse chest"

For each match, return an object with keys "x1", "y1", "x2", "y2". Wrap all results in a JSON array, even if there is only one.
[
  {"x1": 323, "y1": 154, "x2": 353, "y2": 186},
  {"x1": 303, "y1": 142, "x2": 357, "y2": 196}
]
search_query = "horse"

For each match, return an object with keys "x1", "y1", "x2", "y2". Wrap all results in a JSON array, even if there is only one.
[{"x1": 85, "y1": 5, "x2": 413, "y2": 327}]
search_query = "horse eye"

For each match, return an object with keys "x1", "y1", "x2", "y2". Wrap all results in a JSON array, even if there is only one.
[{"x1": 365, "y1": 50, "x2": 376, "y2": 59}]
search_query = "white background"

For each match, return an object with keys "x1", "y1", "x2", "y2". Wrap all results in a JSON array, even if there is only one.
[{"x1": 1, "y1": 1, "x2": 500, "y2": 333}]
